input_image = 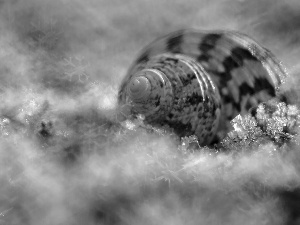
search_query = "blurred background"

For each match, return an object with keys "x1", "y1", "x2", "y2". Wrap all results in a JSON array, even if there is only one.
[{"x1": 0, "y1": 0, "x2": 300, "y2": 224}]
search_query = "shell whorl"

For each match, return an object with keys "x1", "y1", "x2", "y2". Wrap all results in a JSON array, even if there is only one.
[{"x1": 118, "y1": 29, "x2": 287, "y2": 145}]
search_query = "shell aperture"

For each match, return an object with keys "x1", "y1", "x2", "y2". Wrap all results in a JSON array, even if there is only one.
[{"x1": 118, "y1": 29, "x2": 287, "y2": 146}]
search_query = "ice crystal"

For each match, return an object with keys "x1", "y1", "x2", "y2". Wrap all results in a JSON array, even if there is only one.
[
  {"x1": 63, "y1": 56, "x2": 90, "y2": 83},
  {"x1": 222, "y1": 101, "x2": 300, "y2": 150}
]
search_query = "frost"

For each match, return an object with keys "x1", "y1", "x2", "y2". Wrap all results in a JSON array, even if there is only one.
[
  {"x1": 222, "y1": 101, "x2": 300, "y2": 150},
  {"x1": 1, "y1": 1, "x2": 300, "y2": 225},
  {"x1": 121, "y1": 119, "x2": 138, "y2": 131},
  {"x1": 229, "y1": 114, "x2": 263, "y2": 141},
  {"x1": 255, "y1": 101, "x2": 300, "y2": 141},
  {"x1": 0, "y1": 117, "x2": 11, "y2": 136},
  {"x1": 30, "y1": 15, "x2": 62, "y2": 51},
  {"x1": 180, "y1": 135, "x2": 201, "y2": 153}
]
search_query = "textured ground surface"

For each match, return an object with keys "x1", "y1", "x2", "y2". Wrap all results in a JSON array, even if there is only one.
[{"x1": 1, "y1": 0, "x2": 300, "y2": 224}]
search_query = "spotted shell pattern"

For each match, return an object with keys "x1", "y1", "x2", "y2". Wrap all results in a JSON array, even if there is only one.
[{"x1": 118, "y1": 29, "x2": 287, "y2": 146}]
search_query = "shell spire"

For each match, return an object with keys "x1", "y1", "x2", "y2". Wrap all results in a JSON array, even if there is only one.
[
  {"x1": 128, "y1": 76, "x2": 151, "y2": 100},
  {"x1": 119, "y1": 67, "x2": 174, "y2": 121}
]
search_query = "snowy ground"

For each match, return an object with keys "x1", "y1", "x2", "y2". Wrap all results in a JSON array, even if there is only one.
[{"x1": 0, "y1": 0, "x2": 300, "y2": 224}]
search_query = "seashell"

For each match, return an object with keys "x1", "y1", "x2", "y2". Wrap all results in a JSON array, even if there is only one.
[{"x1": 118, "y1": 29, "x2": 287, "y2": 146}]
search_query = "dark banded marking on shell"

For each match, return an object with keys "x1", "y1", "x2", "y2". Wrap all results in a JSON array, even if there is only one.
[
  {"x1": 118, "y1": 29, "x2": 287, "y2": 145},
  {"x1": 166, "y1": 31, "x2": 184, "y2": 53}
]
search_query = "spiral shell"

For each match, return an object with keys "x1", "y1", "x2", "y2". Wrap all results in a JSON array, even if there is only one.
[{"x1": 118, "y1": 29, "x2": 287, "y2": 145}]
